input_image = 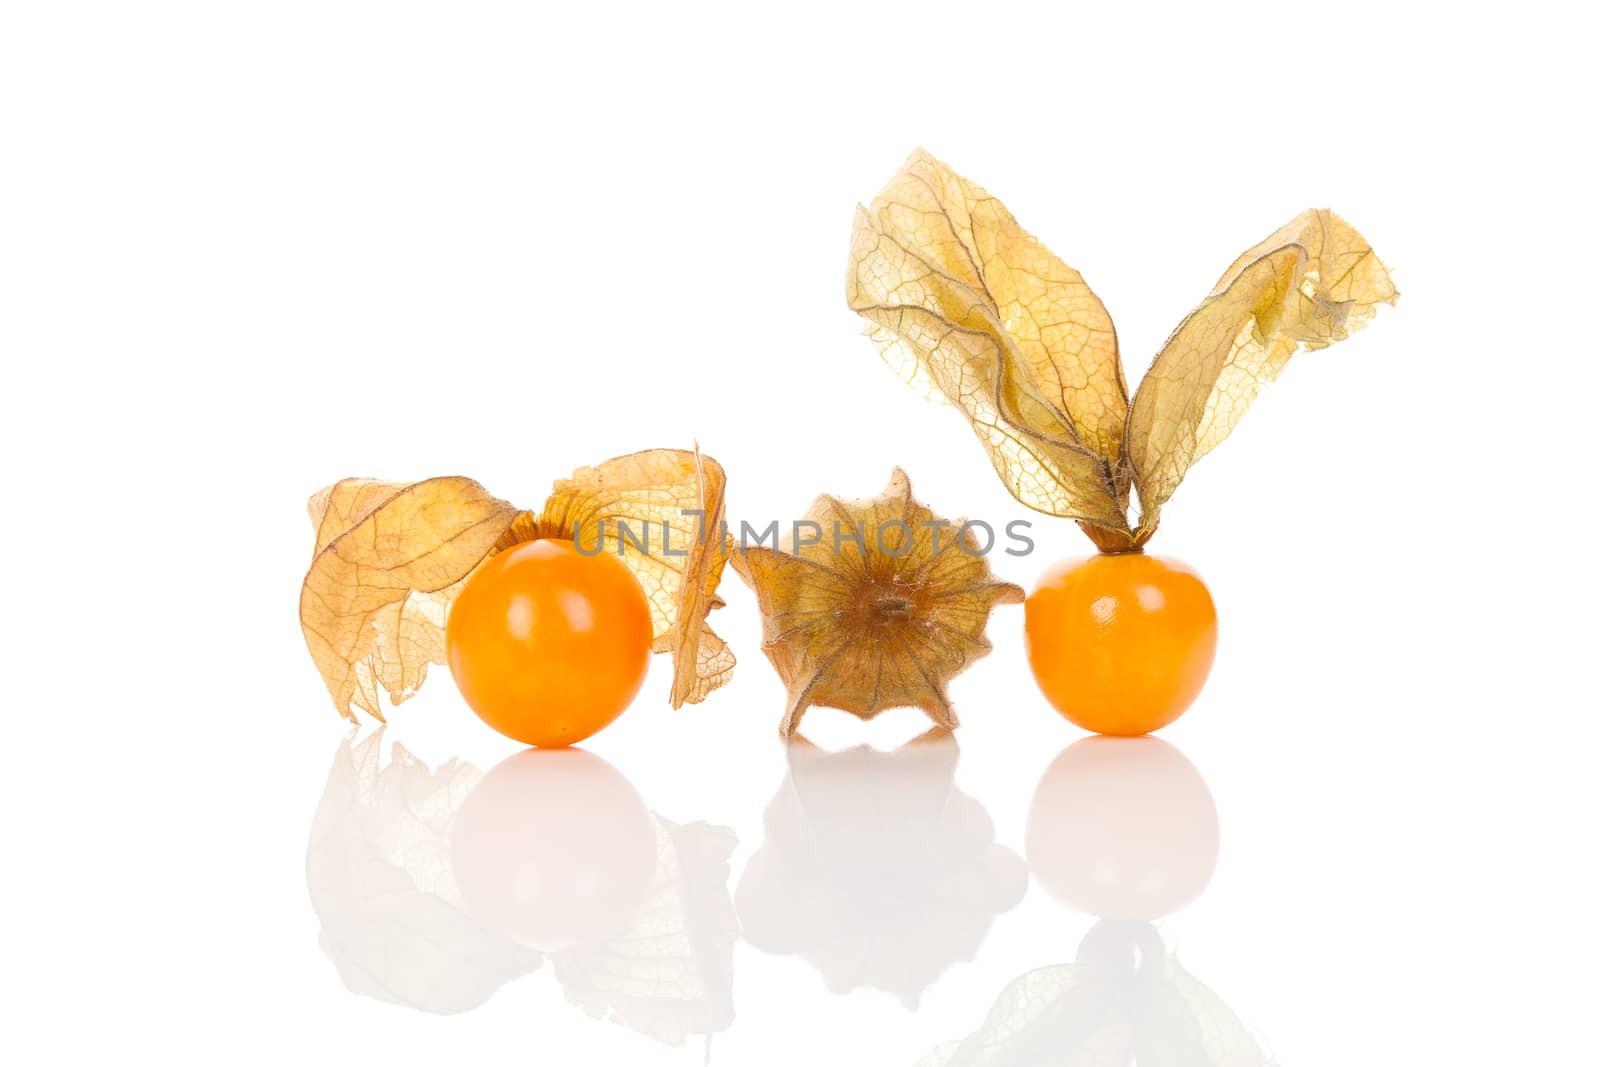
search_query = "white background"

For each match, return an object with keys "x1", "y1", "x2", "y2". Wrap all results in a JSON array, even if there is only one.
[{"x1": 4, "y1": 2, "x2": 1597, "y2": 1064}]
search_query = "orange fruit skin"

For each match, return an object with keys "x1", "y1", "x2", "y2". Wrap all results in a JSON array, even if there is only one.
[
  {"x1": 445, "y1": 538, "x2": 653, "y2": 747},
  {"x1": 1024, "y1": 553, "x2": 1217, "y2": 736}
]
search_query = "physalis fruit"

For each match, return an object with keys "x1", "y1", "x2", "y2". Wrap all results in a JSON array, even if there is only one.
[
  {"x1": 299, "y1": 449, "x2": 734, "y2": 744},
  {"x1": 847, "y1": 150, "x2": 1395, "y2": 734}
]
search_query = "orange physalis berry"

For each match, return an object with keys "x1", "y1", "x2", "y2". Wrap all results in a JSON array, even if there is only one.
[
  {"x1": 446, "y1": 539, "x2": 654, "y2": 747},
  {"x1": 1024, "y1": 554, "x2": 1216, "y2": 736}
]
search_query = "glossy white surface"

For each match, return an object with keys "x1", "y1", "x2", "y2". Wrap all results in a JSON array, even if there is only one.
[{"x1": 5, "y1": 2, "x2": 1596, "y2": 1063}]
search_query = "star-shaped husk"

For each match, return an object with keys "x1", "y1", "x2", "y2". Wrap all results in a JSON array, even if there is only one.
[
  {"x1": 299, "y1": 448, "x2": 735, "y2": 723},
  {"x1": 730, "y1": 469, "x2": 1023, "y2": 736}
]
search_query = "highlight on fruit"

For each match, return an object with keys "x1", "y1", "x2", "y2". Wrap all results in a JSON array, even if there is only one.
[
  {"x1": 298, "y1": 448, "x2": 735, "y2": 745},
  {"x1": 846, "y1": 149, "x2": 1396, "y2": 734}
]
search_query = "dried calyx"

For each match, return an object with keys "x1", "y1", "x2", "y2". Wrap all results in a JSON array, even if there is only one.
[
  {"x1": 846, "y1": 149, "x2": 1398, "y2": 551},
  {"x1": 731, "y1": 468, "x2": 1023, "y2": 736}
]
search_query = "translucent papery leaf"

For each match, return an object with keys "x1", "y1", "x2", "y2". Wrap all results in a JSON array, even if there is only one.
[
  {"x1": 847, "y1": 149, "x2": 1130, "y2": 532},
  {"x1": 537, "y1": 449, "x2": 735, "y2": 707},
  {"x1": 863, "y1": 149, "x2": 1129, "y2": 461},
  {"x1": 1127, "y1": 209, "x2": 1397, "y2": 535},
  {"x1": 305, "y1": 731, "x2": 541, "y2": 1014},
  {"x1": 300, "y1": 477, "x2": 522, "y2": 722},
  {"x1": 552, "y1": 817, "x2": 738, "y2": 1046},
  {"x1": 858, "y1": 313, "x2": 1129, "y2": 531},
  {"x1": 308, "y1": 478, "x2": 411, "y2": 553}
]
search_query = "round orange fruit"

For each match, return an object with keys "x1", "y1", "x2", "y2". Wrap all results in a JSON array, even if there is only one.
[
  {"x1": 445, "y1": 538, "x2": 653, "y2": 747},
  {"x1": 1024, "y1": 552, "x2": 1217, "y2": 735}
]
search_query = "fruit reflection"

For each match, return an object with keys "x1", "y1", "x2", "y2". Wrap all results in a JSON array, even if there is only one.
[
  {"x1": 451, "y1": 747, "x2": 657, "y2": 951},
  {"x1": 917, "y1": 919, "x2": 1270, "y2": 1067},
  {"x1": 737, "y1": 729, "x2": 1027, "y2": 1008},
  {"x1": 306, "y1": 729, "x2": 737, "y2": 1047},
  {"x1": 1025, "y1": 735, "x2": 1219, "y2": 920},
  {"x1": 919, "y1": 735, "x2": 1270, "y2": 1066}
]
